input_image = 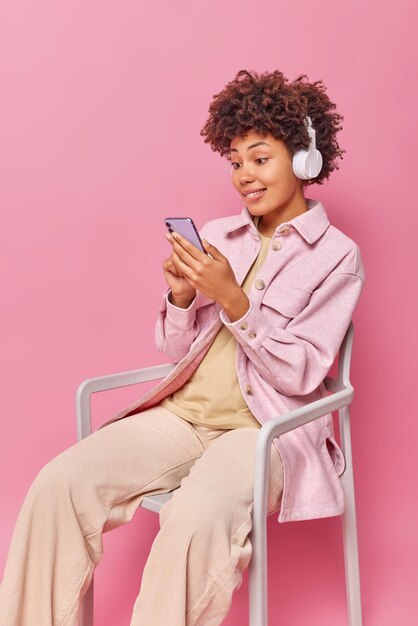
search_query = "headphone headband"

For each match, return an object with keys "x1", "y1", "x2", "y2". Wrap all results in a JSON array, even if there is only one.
[{"x1": 305, "y1": 116, "x2": 316, "y2": 150}]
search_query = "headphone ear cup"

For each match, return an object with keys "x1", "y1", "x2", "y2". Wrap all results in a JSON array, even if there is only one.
[{"x1": 292, "y1": 149, "x2": 323, "y2": 180}]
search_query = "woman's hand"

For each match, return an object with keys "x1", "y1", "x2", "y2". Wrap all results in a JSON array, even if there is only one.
[
  {"x1": 166, "y1": 232, "x2": 250, "y2": 321},
  {"x1": 162, "y1": 253, "x2": 197, "y2": 308}
]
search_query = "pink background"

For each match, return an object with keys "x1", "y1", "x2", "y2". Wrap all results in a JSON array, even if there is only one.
[{"x1": 1, "y1": 1, "x2": 417, "y2": 624}]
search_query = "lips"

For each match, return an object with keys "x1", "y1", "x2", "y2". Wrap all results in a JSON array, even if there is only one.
[{"x1": 242, "y1": 188, "x2": 267, "y2": 199}]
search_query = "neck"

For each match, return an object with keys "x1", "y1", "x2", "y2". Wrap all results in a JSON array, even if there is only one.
[{"x1": 258, "y1": 192, "x2": 308, "y2": 237}]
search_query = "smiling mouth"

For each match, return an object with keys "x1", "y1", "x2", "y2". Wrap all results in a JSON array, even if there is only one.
[{"x1": 242, "y1": 188, "x2": 267, "y2": 199}]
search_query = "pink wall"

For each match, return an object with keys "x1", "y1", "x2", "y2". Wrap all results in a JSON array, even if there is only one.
[{"x1": 1, "y1": 1, "x2": 417, "y2": 624}]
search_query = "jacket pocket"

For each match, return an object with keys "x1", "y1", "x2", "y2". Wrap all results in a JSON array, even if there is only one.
[
  {"x1": 261, "y1": 283, "x2": 312, "y2": 318},
  {"x1": 324, "y1": 434, "x2": 346, "y2": 476}
]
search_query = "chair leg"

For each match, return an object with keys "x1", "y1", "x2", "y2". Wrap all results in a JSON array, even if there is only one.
[
  {"x1": 341, "y1": 477, "x2": 363, "y2": 626},
  {"x1": 248, "y1": 524, "x2": 268, "y2": 626},
  {"x1": 340, "y1": 407, "x2": 363, "y2": 626},
  {"x1": 78, "y1": 575, "x2": 94, "y2": 626}
]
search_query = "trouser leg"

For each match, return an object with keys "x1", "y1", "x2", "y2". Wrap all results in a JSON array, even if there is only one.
[
  {"x1": 131, "y1": 426, "x2": 284, "y2": 626},
  {"x1": 0, "y1": 407, "x2": 205, "y2": 626}
]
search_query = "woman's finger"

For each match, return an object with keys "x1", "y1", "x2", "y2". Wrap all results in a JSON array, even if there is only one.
[
  {"x1": 172, "y1": 250, "x2": 194, "y2": 281},
  {"x1": 163, "y1": 257, "x2": 182, "y2": 277},
  {"x1": 171, "y1": 239, "x2": 203, "y2": 271},
  {"x1": 171, "y1": 232, "x2": 208, "y2": 264},
  {"x1": 202, "y1": 239, "x2": 225, "y2": 261}
]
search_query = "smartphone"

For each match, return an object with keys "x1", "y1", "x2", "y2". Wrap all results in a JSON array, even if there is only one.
[{"x1": 164, "y1": 217, "x2": 207, "y2": 254}]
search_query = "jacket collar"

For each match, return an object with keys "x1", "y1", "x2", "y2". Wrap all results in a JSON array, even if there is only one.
[{"x1": 223, "y1": 198, "x2": 330, "y2": 244}]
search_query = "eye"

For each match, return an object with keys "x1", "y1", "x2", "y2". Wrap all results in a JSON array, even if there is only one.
[
  {"x1": 255, "y1": 157, "x2": 268, "y2": 165},
  {"x1": 230, "y1": 162, "x2": 241, "y2": 170}
]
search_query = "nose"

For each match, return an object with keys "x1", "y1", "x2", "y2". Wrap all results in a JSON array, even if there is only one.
[{"x1": 238, "y1": 162, "x2": 255, "y2": 185}]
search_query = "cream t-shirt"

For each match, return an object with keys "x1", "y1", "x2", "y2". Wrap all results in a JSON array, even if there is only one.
[{"x1": 161, "y1": 222, "x2": 271, "y2": 429}]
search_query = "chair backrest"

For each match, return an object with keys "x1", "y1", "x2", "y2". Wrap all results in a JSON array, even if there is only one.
[
  {"x1": 323, "y1": 321, "x2": 355, "y2": 470},
  {"x1": 323, "y1": 321, "x2": 354, "y2": 394}
]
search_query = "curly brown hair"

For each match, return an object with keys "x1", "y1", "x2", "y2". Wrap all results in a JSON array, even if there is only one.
[{"x1": 200, "y1": 69, "x2": 344, "y2": 185}]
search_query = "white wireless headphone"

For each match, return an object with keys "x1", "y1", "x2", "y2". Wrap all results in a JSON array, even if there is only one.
[{"x1": 292, "y1": 116, "x2": 323, "y2": 180}]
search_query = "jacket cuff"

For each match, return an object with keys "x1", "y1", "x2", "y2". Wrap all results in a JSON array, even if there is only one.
[
  {"x1": 220, "y1": 298, "x2": 272, "y2": 348},
  {"x1": 163, "y1": 289, "x2": 198, "y2": 330}
]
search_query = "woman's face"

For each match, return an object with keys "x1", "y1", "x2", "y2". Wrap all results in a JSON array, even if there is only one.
[{"x1": 229, "y1": 130, "x2": 306, "y2": 226}]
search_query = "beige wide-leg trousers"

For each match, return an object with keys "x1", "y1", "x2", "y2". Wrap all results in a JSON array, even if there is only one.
[{"x1": 0, "y1": 405, "x2": 284, "y2": 626}]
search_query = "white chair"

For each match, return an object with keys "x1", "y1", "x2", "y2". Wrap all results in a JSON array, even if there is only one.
[{"x1": 76, "y1": 321, "x2": 363, "y2": 626}]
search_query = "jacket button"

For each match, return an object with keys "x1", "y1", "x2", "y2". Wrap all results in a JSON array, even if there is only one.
[
  {"x1": 246, "y1": 384, "x2": 253, "y2": 395},
  {"x1": 280, "y1": 226, "x2": 291, "y2": 234},
  {"x1": 249, "y1": 331, "x2": 257, "y2": 339},
  {"x1": 240, "y1": 321, "x2": 249, "y2": 330},
  {"x1": 272, "y1": 240, "x2": 282, "y2": 251},
  {"x1": 254, "y1": 279, "x2": 265, "y2": 290}
]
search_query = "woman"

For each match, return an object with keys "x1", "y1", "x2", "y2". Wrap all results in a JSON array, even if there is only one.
[{"x1": 0, "y1": 69, "x2": 365, "y2": 625}]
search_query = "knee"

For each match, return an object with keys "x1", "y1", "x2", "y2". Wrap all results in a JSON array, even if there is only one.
[
  {"x1": 30, "y1": 452, "x2": 73, "y2": 500},
  {"x1": 160, "y1": 488, "x2": 234, "y2": 539}
]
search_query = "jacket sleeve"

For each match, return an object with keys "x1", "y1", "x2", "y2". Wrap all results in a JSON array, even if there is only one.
[
  {"x1": 220, "y1": 266, "x2": 365, "y2": 397},
  {"x1": 155, "y1": 290, "x2": 201, "y2": 362}
]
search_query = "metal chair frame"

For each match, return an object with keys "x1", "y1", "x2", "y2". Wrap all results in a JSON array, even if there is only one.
[{"x1": 76, "y1": 321, "x2": 362, "y2": 625}]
